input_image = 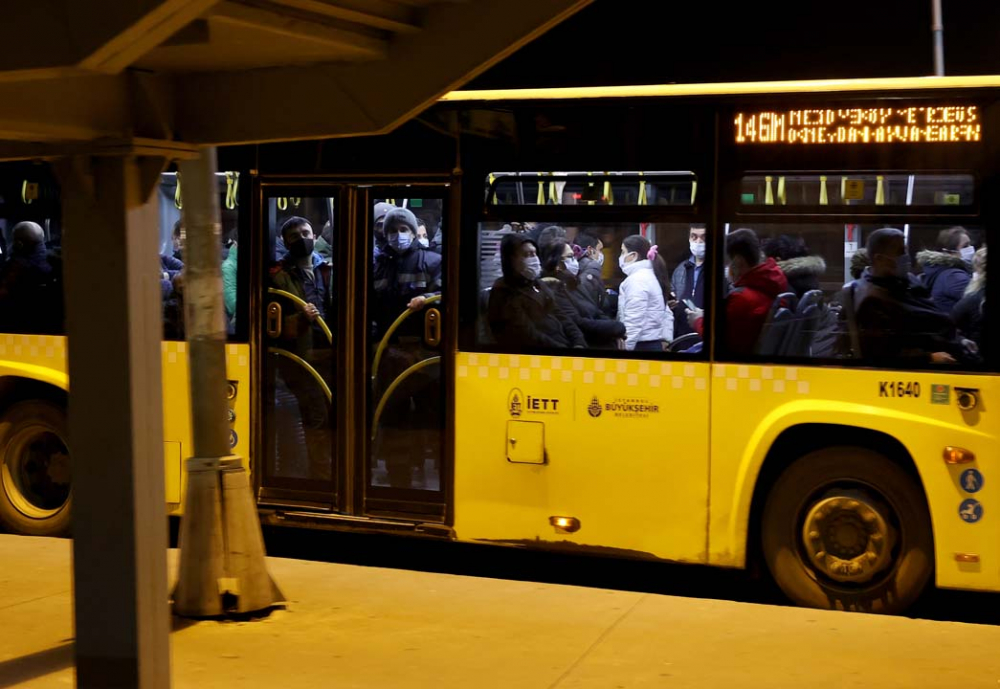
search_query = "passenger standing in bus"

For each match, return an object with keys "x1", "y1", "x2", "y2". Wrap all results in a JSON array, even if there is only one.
[
  {"x1": 917, "y1": 227, "x2": 974, "y2": 313},
  {"x1": 0, "y1": 221, "x2": 62, "y2": 334},
  {"x1": 687, "y1": 229, "x2": 789, "y2": 356},
  {"x1": 372, "y1": 208, "x2": 442, "y2": 336},
  {"x1": 854, "y1": 228, "x2": 966, "y2": 366},
  {"x1": 670, "y1": 224, "x2": 708, "y2": 337},
  {"x1": 488, "y1": 234, "x2": 585, "y2": 349},
  {"x1": 574, "y1": 233, "x2": 611, "y2": 314},
  {"x1": 952, "y1": 246, "x2": 987, "y2": 352},
  {"x1": 763, "y1": 234, "x2": 825, "y2": 298},
  {"x1": 617, "y1": 235, "x2": 674, "y2": 351},
  {"x1": 270, "y1": 216, "x2": 333, "y2": 480},
  {"x1": 540, "y1": 240, "x2": 625, "y2": 348}
]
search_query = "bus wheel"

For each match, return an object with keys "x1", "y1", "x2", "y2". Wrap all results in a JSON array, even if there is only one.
[
  {"x1": 761, "y1": 446, "x2": 932, "y2": 614},
  {"x1": 0, "y1": 400, "x2": 71, "y2": 536}
]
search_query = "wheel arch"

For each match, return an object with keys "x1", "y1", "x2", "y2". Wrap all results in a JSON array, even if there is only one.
[
  {"x1": 0, "y1": 375, "x2": 68, "y2": 415},
  {"x1": 744, "y1": 423, "x2": 931, "y2": 572}
]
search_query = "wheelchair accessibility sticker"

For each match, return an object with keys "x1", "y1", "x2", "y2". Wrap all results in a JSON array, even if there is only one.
[
  {"x1": 960, "y1": 468, "x2": 984, "y2": 494},
  {"x1": 959, "y1": 498, "x2": 983, "y2": 524}
]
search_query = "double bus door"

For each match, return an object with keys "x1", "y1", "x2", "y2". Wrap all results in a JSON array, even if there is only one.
[{"x1": 258, "y1": 181, "x2": 450, "y2": 524}]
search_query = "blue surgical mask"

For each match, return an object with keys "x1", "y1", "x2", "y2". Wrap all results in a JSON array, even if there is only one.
[
  {"x1": 390, "y1": 232, "x2": 412, "y2": 251},
  {"x1": 960, "y1": 245, "x2": 975, "y2": 264},
  {"x1": 564, "y1": 257, "x2": 579, "y2": 276}
]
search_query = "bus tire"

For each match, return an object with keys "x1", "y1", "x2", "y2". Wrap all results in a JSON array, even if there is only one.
[
  {"x1": 0, "y1": 400, "x2": 71, "y2": 536},
  {"x1": 761, "y1": 446, "x2": 932, "y2": 614}
]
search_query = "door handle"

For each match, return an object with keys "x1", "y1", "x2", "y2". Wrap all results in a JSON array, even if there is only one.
[
  {"x1": 424, "y1": 307, "x2": 441, "y2": 347},
  {"x1": 266, "y1": 302, "x2": 282, "y2": 339}
]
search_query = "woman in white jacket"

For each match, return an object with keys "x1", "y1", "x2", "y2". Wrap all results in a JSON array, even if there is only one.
[{"x1": 617, "y1": 234, "x2": 674, "y2": 351}]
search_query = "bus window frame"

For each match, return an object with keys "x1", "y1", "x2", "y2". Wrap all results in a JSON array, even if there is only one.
[{"x1": 466, "y1": 204, "x2": 713, "y2": 361}]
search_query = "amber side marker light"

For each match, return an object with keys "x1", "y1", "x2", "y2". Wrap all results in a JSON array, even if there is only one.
[
  {"x1": 943, "y1": 446, "x2": 975, "y2": 464},
  {"x1": 955, "y1": 553, "x2": 980, "y2": 563},
  {"x1": 549, "y1": 516, "x2": 581, "y2": 534}
]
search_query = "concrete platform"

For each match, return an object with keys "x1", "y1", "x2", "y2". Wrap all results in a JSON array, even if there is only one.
[{"x1": 1, "y1": 534, "x2": 1000, "y2": 688}]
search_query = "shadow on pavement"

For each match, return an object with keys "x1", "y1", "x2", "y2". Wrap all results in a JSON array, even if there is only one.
[
  {"x1": 0, "y1": 643, "x2": 73, "y2": 689},
  {"x1": 258, "y1": 525, "x2": 1000, "y2": 626}
]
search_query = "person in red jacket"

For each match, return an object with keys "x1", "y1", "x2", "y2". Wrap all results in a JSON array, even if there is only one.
[{"x1": 687, "y1": 228, "x2": 790, "y2": 355}]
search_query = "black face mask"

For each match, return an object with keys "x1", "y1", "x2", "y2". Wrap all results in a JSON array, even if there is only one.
[{"x1": 288, "y1": 237, "x2": 314, "y2": 259}]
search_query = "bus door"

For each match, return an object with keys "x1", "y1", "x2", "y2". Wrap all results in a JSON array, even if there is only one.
[{"x1": 258, "y1": 182, "x2": 450, "y2": 524}]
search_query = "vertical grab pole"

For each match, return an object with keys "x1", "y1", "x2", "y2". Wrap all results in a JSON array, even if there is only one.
[{"x1": 931, "y1": 0, "x2": 945, "y2": 76}]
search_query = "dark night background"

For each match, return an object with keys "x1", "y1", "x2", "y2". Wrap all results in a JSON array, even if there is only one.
[{"x1": 469, "y1": 0, "x2": 1000, "y2": 89}]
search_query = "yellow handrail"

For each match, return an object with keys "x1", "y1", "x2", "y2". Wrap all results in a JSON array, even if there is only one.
[
  {"x1": 267, "y1": 288, "x2": 332, "y2": 345},
  {"x1": 371, "y1": 294, "x2": 442, "y2": 384},
  {"x1": 371, "y1": 356, "x2": 441, "y2": 441},
  {"x1": 268, "y1": 348, "x2": 332, "y2": 403}
]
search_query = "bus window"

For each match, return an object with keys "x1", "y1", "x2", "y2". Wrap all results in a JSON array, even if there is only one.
[
  {"x1": 0, "y1": 218, "x2": 64, "y2": 336},
  {"x1": 475, "y1": 221, "x2": 708, "y2": 355},
  {"x1": 716, "y1": 222, "x2": 987, "y2": 368},
  {"x1": 158, "y1": 172, "x2": 241, "y2": 341},
  {"x1": 739, "y1": 173, "x2": 974, "y2": 207}
]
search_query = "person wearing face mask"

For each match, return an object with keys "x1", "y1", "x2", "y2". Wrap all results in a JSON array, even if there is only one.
[
  {"x1": 487, "y1": 234, "x2": 585, "y2": 349},
  {"x1": 540, "y1": 240, "x2": 625, "y2": 348},
  {"x1": 617, "y1": 235, "x2": 674, "y2": 351},
  {"x1": 0, "y1": 221, "x2": 63, "y2": 334},
  {"x1": 670, "y1": 224, "x2": 709, "y2": 337},
  {"x1": 574, "y1": 232, "x2": 612, "y2": 314},
  {"x1": 372, "y1": 207, "x2": 442, "y2": 338},
  {"x1": 854, "y1": 228, "x2": 969, "y2": 366},
  {"x1": 952, "y1": 246, "x2": 987, "y2": 352},
  {"x1": 916, "y1": 226, "x2": 974, "y2": 314},
  {"x1": 269, "y1": 215, "x2": 334, "y2": 481}
]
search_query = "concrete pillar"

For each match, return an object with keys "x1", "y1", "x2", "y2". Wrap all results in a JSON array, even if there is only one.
[{"x1": 60, "y1": 155, "x2": 170, "y2": 689}]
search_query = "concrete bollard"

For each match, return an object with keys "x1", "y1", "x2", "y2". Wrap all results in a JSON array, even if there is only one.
[{"x1": 173, "y1": 457, "x2": 284, "y2": 617}]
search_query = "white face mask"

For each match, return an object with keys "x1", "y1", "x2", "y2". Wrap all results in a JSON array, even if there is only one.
[
  {"x1": 564, "y1": 257, "x2": 579, "y2": 276},
  {"x1": 960, "y1": 245, "x2": 975, "y2": 264},
  {"x1": 690, "y1": 241, "x2": 706, "y2": 260},
  {"x1": 593, "y1": 251, "x2": 605, "y2": 266},
  {"x1": 618, "y1": 252, "x2": 635, "y2": 271},
  {"x1": 520, "y1": 256, "x2": 541, "y2": 281},
  {"x1": 417, "y1": 237, "x2": 430, "y2": 248}
]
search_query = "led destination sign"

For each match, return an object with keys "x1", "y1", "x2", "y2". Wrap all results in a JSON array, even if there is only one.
[{"x1": 735, "y1": 106, "x2": 981, "y2": 144}]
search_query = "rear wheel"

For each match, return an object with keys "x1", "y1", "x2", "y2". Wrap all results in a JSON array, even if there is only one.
[
  {"x1": 761, "y1": 446, "x2": 932, "y2": 614},
  {"x1": 0, "y1": 400, "x2": 71, "y2": 536}
]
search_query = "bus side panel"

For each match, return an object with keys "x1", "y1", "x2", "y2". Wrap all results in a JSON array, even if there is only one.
[
  {"x1": 161, "y1": 342, "x2": 252, "y2": 515},
  {"x1": 708, "y1": 363, "x2": 1000, "y2": 592},
  {"x1": 453, "y1": 351, "x2": 710, "y2": 563}
]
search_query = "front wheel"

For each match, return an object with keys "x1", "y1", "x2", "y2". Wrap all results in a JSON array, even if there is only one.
[
  {"x1": 0, "y1": 400, "x2": 71, "y2": 536},
  {"x1": 761, "y1": 447, "x2": 933, "y2": 614}
]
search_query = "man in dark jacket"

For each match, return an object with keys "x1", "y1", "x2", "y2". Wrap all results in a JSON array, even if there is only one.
[
  {"x1": 671, "y1": 224, "x2": 708, "y2": 336},
  {"x1": 854, "y1": 228, "x2": 967, "y2": 366},
  {"x1": 372, "y1": 207, "x2": 442, "y2": 338},
  {"x1": 0, "y1": 221, "x2": 62, "y2": 334},
  {"x1": 689, "y1": 228, "x2": 790, "y2": 355},
  {"x1": 917, "y1": 226, "x2": 973, "y2": 314},
  {"x1": 573, "y1": 233, "x2": 607, "y2": 308},
  {"x1": 269, "y1": 216, "x2": 333, "y2": 481},
  {"x1": 488, "y1": 234, "x2": 585, "y2": 349}
]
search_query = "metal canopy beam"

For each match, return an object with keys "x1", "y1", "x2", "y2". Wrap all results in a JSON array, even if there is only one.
[
  {"x1": 211, "y1": 1, "x2": 388, "y2": 57},
  {"x1": 174, "y1": 0, "x2": 590, "y2": 144},
  {"x1": 269, "y1": 0, "x2": 423, "y2": 34}
]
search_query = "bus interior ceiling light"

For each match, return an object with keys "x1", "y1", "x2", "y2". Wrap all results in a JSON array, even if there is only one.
[
  {"x1": 549, "y1": 516, "x2": 581, "y2": 534},
  {"x1": 943, "y1": 447, "x2": 975, "y2": 464}
]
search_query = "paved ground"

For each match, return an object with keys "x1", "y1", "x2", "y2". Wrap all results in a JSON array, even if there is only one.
[{"x1": 2, "y1": 534, "x2": 1000, "y2": 688}]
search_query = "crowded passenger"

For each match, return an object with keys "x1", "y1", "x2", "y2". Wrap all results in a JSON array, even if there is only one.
[
  {"x1": 372, "y1": 201, "x2": 396, "y2": 260},
  {"x1": 917, "y1": 227, "x2": 974, "y2": 313},
  {"x1": 488, "y1": 234, "x2": 585, "y2": 349},
  {"x1": 952, "y1": 246, "x2": 987, "y2": 351},
  {"x1": 617, "y1": 235, "x2": 674, "y2": 351},
  {"x1": 270, "y1": 215, "x2": 333, "y2": 480},
  {"x1": 670, "y1": 224, "x2": 708, "y2": 336},
  {"x1": 540, "y1": 240, "x2": 625, "y2": 348},
  {"x1": 316, "y1": 221, "x2": 334, "y2": 260},
  {"x1": 854, "y1": 228, "x2": 968, "y2": 366},
  {"x1": 222, "y1": 239, "x2": 238, "y2": 331},
  {"x1": 687, "y1": 228, "x2": 789, "y2": 356},
  {"x1": 371, "y1": 207, "x2": 442, "y2": 334},
  {"x1": 171, "y1": 220, "x2": 185, "y2": 261},
  {"x1": 0, "y1": 221, "x2": 62, "y2": 334},
  {"x1": 763, "y1": 234, "x2": 825, "y2": 298}
]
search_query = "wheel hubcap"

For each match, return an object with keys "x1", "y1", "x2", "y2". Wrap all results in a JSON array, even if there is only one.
[
  {"x1": 1, "y1": 426, "x2": 70, "y2": 518},
  {"x1": 802, "y1": 493, "x2": 892, "y2": 584}
]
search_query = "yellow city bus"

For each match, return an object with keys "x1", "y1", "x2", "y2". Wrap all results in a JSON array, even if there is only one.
[{"x1": 2, "y1": 76, "x2": 999, "y2": 614}]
